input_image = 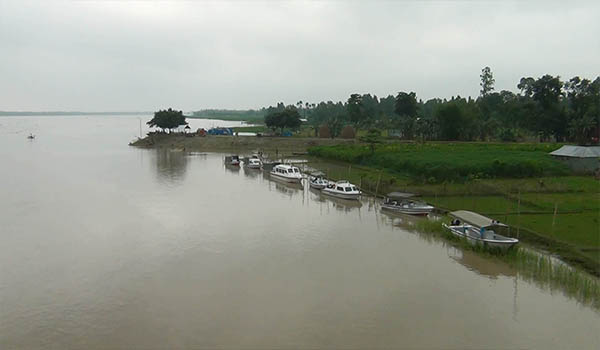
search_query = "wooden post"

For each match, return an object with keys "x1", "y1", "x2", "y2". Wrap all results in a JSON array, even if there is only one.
[
  {"x1": 517, "y1": 190, "x2": 521, "y2": 239},
  {"x1": 348, "y1": 165, "x2": 351, "y2": 180},
  {"x1": 359, "y1": 175, "x2": 362, "y2": 191},
  {"x1": 375, "y1": 171, "x2": 382, "y2": 198},
  {"x1": 552, "y1": 203, "x2": 558, "y2": 234}
]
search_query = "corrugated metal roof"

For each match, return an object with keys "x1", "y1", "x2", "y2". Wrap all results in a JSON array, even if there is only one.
[
  {"x1": 449, "y1": 210, "x2": 507, "y2": 228},
  {"x1": 550, "y1": 145, "x2": 600, "y2": 158},
  {"x1": 386, "y1": 192, "x2": 418, "y2": 199}
]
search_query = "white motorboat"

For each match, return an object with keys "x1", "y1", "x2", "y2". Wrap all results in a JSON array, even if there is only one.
[
  {"x1": 309, "y1": 174, "x2": 329, "y2": 190},
  {"x1": 382, "y1": 192, "x2": 434, "y2": 216},
  {"x1": 322, "y1": 180, "x2": 361, "y2": 200},
  {"x1": 270, "y1": 164, "x2": 303, "y2": 183},
  {"x1": 443, "y1": 210, "x2": 519, "y2": 251},
  {"x1": 246, "y1": 158, "x2": 262, "y2": 169}
]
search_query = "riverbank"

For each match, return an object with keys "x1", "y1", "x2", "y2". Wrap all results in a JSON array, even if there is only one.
[
  {"x1": 130, "y1": 133, "x2": 356, "y2": 152},
  {"x1": 303, "y1": 157, "x2": 599, "y2": 277},
  {"x1": 130, "y1": 134, "x2": 599, "y2": 276}
]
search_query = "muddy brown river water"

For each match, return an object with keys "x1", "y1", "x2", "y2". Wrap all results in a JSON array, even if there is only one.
[{"x1": 1, "y1": 116, "x2": 598, "y2": 349}]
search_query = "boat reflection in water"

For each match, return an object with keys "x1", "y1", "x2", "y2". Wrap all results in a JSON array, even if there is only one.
[
  {"x1": 380, "y1": 209, "x2": 426, "y2": 230},
  {"x1": 309, "y1": 188, "x2": 363, "y2": 212},
  {"x1": 242, "y1": 166, "x2": 260, "y2": 178},
  {"x1": 224, "y1": 163, "x2": 240, "y2": 173},
  {"x1": 448, "y1": 247, "x2": 516, "y2": 279},
  {"x1": 265, "y1": 173, "x2": 304, "y2": 198}
]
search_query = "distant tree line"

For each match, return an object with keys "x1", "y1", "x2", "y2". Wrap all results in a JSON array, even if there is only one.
[{"x1": 263, "y1": 68, "x2": 599, "y2": 144}]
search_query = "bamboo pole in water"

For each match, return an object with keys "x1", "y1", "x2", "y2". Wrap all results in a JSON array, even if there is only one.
[
  {"x1": 375, "y1": 171, "x2": 382, "y2": 198},
  {"x1": 517, "y1": 190, "x2": 521, "y2": 239},
  {"x1": 552, "y1": 203, "x2": 558, "y2": 235}
]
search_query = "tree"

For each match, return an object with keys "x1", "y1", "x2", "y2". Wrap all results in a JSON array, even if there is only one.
[
  {"x1": 146, "y1": 108, "x2": 187, "y2": 132},
  {"x1": 359, "y1": 129, "x2": 383, "y2": 154},
  {"x1": 347, "y1": 94, "x2": 365, "y2": 127},
  {"x1": 326, "y1": 116, "x2": 343, "y2": 139},
  {"x1": 264, "y1": 106, "x2": 302, "y2": 134},
  {"x1": 518, "y1": 75, "x2": 566, "y2": 141},
  {"x1": 565, "y1": 76, "x2": 600, "y2": 143},
  {"x1": 435, "y1": 102, "x2": 463, "y2": 140},
  {"x1": 480, "y1": 66, "x2": 495, "y2": 97},
  {"x1": 394, "y1": 92, "x2": 418, "y2": 139}
]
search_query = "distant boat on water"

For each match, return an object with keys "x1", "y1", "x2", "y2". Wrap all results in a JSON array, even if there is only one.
[{"x1": 27, "y1": 133, "x2": 35, "y2": 139}]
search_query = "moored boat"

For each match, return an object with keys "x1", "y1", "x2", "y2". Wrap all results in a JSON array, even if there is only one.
[
  {"x1": 309, "y1": 173, "x2": 329, "y2": 190},
  {"x1": 246, "y1": 157, "x2": 262, "y2": 169},
  {"x1": 270, "y1": 164, "x2": 303, "y2": 183},
  {"x1": 381, "y1": 192, "x2": 434, "y2": 216},
  {"x1": 443, "y1": 210, "x2": 518, "y2": 251},
  {"x1": 322, "y1": 180, "x2": 361, "y2": 200},
  {"x1": 225, "y1": 155, "x2": 240, "y2": 166}
]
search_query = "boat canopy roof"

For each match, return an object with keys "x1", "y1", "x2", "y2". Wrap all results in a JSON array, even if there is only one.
[
  {"x1": 449, "y1": 210, "x2": 507, "y2": 228},
  {"x1": 274, "y1": 164, "x2": 296, "y2": 170},
  {"x1": 550, "y1": 145, "x2": 600, "y2": 158},
  {"x1": 386, "y1": 192, "x2": 418, "y2": 199}
]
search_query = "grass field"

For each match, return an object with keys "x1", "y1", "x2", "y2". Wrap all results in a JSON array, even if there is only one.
[{"x1": 308, "y1": 142, "x2": 569, "y2": 182}]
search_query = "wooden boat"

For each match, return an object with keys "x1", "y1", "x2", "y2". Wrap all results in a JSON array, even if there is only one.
[
  {"x1": 443, "y1": 210, "x2": 518, "y2": 251},
  {"x1": 381, "y1": 192, "x2": 434, "y2": 216},
  {"x1": 308, "y1": 173, "x2": 329, "y2": 190},
  {"x1": 270, "y1": 164, "x2": 302, "y2": 183},
  {"x1": 322, "y1": 180, "x2": 361, "y2": 200}
]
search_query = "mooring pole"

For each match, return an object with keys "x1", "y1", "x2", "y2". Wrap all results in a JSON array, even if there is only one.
[
  {"x1": 517, "y1": 190, "x2": 521, "y2": 239},
  {"x1": 375, "y1": 171, "x2": 382, "y2": 198},
  {"x1": 552, "y1": 203, "x2": 558, "y2": 235}
]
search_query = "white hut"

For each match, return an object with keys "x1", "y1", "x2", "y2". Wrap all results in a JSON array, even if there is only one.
[{"x1": 549, "y1": 145, "x2": 600, "y2": 174}]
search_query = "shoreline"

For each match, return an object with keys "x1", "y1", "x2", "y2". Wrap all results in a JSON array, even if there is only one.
[
  {"x1": 130, "y1": 133, "x2": 356, "y2": 152},
  {"x1": 130, "y1": 134, "x2": 599, "y2": 277}
]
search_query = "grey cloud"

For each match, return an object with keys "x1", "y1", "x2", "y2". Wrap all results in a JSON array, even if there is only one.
[{"x1": 1, "y1": 0, "x2": 598, "y2": 111}]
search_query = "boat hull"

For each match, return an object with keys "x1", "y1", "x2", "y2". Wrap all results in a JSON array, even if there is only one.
[
  {"x1": 321, "y1": 189, "x2": 360, "y2": 200},
  {"x1": 269, "y1": 172, "x2": 302, "y2": 183},
  {"x1": 443, "y1": 224, "x2": 518, "y2": 251},
  {"x1": 381, "y1": 204, "x2": 432, "y2": 216}
]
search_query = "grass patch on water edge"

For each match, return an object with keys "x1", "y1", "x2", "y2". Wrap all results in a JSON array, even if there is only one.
[{"x1": 413, "y1": 219, "x2": 600, "y2": 310}]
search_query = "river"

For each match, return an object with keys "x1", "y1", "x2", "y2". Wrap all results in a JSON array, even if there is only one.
[{"x1": 0, "y1": 115, "x2": 598, "y2": 349}]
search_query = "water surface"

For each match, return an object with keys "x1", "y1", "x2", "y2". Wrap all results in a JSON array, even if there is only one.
[{"x1": 0, "y1": 116, "x2": 598, "y2": 349}]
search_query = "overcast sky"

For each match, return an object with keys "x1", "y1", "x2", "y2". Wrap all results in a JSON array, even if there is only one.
[{"x1": 1, "y1": 0, "x2": 598, "y2": 111}]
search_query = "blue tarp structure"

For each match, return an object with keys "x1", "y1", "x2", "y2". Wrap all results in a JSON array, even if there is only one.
[{"x1": 208, "y1": 127, "x2": 234, "y2": 135}]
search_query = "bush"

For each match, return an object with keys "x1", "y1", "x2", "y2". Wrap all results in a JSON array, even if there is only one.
[
  {"x1": 319, "y1": 125, "x2": 331, "y2": 138},
  {"x1": 340, "y1": 125, "x2": 356, "y2": 139}
]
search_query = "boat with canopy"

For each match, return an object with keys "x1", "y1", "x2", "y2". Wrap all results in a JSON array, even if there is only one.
[{"x1": 443, "y1": 210, "x2": 519, "y2": 251}]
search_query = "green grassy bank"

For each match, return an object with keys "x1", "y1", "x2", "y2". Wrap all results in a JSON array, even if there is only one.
[{"x1": 308, "y1": 142, "x2": 569, "y2": 182}]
